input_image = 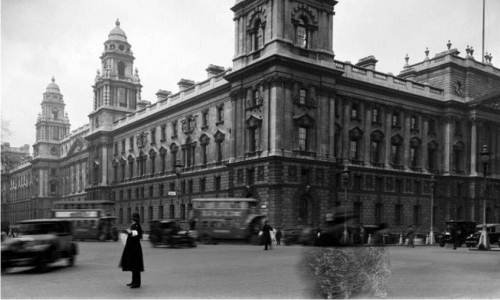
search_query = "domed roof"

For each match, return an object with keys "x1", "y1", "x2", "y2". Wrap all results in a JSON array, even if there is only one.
[
  {"x1": 46, "y1": 76, "x2": 60, "y2": 93},
  {"x1": 108, "y1": 19, "x2": 127, "y2": 42}
]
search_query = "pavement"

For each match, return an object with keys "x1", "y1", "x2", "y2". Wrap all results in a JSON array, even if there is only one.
[{"x1": 2, "y1": 241, "x2": 500, "y2": 299}]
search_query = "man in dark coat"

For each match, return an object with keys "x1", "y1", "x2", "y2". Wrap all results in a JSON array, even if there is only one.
[
  {"x1": 275, "y1": 227, "x2": 282, "y2": 246},
  {"x1": 262, "y1": 220, "x2": 273, "y2": 250},
  {"x1": 120, "y1": 213, "x2": 144, "y2": 288}
]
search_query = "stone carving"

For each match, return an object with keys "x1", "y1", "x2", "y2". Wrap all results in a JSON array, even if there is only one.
[
  {"x1": 291, "y1": 3, "x2": 318, "y2": 25},
  {"x1": 136, "y1": 132, "x2": 148, "y2": 148},
  {"x1": 181, "y1": 115, "x2": 197, "y2": 134},
  {"x1": 454, "y1": 81, "x2": 464, "y2": 97}
]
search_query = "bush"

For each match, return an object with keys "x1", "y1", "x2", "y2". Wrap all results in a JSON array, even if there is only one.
[{"x1": 302, "y1": 247, "x2": 391, "y2": 299}]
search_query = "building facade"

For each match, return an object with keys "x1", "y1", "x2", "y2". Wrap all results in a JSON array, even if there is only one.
[{"x1": 2, "y1": 0, "x2": 500, "y2": 234}]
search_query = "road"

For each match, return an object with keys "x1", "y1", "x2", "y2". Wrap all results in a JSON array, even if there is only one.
[{"x1": 2, "y1": 241, "x2": 500, "y2": 298}]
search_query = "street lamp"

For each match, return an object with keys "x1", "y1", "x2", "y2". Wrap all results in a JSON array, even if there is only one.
[
  {"x1": 174, "y1": 160, "x2": 183, "y2": 220},
  {"x1": 429, "y1": 174, "x2": 436, "y2": 245},
  {"x1": 340, "y1": 166, "x2": 350, "y2": 245},
  {"x1": 477, "y1": 145, "x2": 490, "y2": 250}
]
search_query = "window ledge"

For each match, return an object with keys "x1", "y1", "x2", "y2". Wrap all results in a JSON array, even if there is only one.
[{"x1": 293, "y1": 150, "x2": 316, "y2": 157}]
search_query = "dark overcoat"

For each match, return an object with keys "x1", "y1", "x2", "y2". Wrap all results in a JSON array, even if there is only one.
[
  {"x1": 119, "y1": 222, "x2": 144, "y2": 272},
  {"x1": 262, "y1": 224, "x2": 273, "y2": 244}
]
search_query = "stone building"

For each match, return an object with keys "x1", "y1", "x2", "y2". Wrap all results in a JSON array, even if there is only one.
[{"x1": 2, "y1": 0, "x2": 500, "y2": 234}]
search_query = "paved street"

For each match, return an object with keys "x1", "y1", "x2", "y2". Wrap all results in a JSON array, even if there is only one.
[{"x1": 2, "y1": 241, "x2": 500, "y2": 299}]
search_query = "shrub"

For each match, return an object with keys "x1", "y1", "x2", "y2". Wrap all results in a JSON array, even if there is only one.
[{"x1": 302, "y1": 247, "x2": 391, "y2": 299}]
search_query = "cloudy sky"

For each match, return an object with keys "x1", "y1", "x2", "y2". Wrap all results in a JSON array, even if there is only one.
[{"x1": 2, "y1": 0, "x2": 499, "y2": 149}]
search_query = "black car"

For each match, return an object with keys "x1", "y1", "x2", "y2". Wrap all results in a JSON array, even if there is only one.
[
  {"x1": 465, "y1": 224, "x2": 500, "y2": 248},
  {"x1": 149, "y1": 219, "x2": 197, "y2": 248},
  {"x1": 1, "y1": 219, "x2": 78, "y2": 272},
  {"x1": 437, "y1": 220, "x2": 477, "y2": 247}
]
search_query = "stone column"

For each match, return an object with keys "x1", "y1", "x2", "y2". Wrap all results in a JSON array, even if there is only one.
[
  {"x1": 384, "y1": 109, "x2": 392, "y2": 168},
  {"x1": 329, "y1": 94, "x2": 336, "y2": 161},
  {"x1": 363, "y1": 105, "x2": 372, "y2": 165},
  {"x1": 443, "y1": 117, "x2": 453, "y2": 175},
  {"x1": 422, "y1": 118, "x2": 429, "y2": 172},
  {"x1": 102, "y1": 146, "x2": 108, "y2": 185},
  {"x1": 403, "y1": 113, "x2": 410, "y2": 170},
  {"x1": 342, "y1": 100, "x2": 351, "y2": 163}
]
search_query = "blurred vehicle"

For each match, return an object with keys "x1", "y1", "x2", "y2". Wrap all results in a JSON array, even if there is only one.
[
  {"x1": 149, "y1": 219, "x2": 197, "y2": 248},
  {"x1": 191, "y1": 198, "x2": 266, "y2": 244},
  {"x1": 315, "y1": 212, "x2": 360, "y2": 247},
  {"x1": 1, "y1": 219, "x2": 78, "y2": 273},
  {"x1": 465, "y1": 224, "x2": 500, "y2": 248},
  {"x1": 298, "y1": 227, "x2": 321, "y2": 246},
  {"x1": 437, "y1": 220, "x2": 477, "y2": 247},
  {"x1": 283, "y1": 227, "x2": 302, "y2": 245},
  {"x1": 52, "y1": 209, "x2": 119, "y2": 241}
]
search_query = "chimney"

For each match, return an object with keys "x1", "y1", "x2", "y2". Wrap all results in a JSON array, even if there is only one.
[
  {"x1": 137, "y1": 100, "x2": 151, "y2": 110},
  {"x1": 156, "y1": 89, "x2": 172, "y2": 102},
  {"x1": 206, "y1": 64, "x2": 225, "y2": 78},
  {"x1": 356, "y1": 55, "x2": 378, "y2": 70},
  {"x1": 177, "y1": 79, "x2": 195, "y2": 90}
]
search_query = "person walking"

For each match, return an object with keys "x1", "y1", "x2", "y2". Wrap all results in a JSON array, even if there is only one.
[
  {"x1": 275, "y1": 227, "x2": 282, "y2": 246},
  {"x1": 119, "y1": 213, "x2": 144, "y2": 288},
  {"x1": 406, "y1": 225, "x2": 415, "y2": 248},
  {"x1": 262, "y1": 220, "x2": 273, "y2": 250}
]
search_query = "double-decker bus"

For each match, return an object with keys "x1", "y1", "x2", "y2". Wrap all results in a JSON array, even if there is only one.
[
  {"x1": 52, "y1": 209, "x2": 118, "y2": 241},
  {"x1": 191, "y1": 198, "x2": 266, "y2": 244}
]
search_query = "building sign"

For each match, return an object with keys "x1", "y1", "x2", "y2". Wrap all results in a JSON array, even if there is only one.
[
  {"x1": 201, "y1": 210, "x2": 242, "y2": 217},
  {"x1": 168, "y1": 191, "x2": 177, "y2": 196},
  {"x1": 54, "y1": 211, "x2": 99, "y2": 218}
]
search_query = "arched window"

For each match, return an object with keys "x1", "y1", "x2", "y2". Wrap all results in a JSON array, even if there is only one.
[
  {"x1": 391, "y1": 135, "x2": 403, "y2": 167},
  {"x1": 349, "y1": 127, "x2": 363, "y2": 163},
  {"x1": 149, "y1": 149, "x2": 156, "y2": 175},
  {"x1": 410, "y1": 137, "x2": 421, "y2": 169},
  {"x1": 118, "y1": 61, "x2": 126, "y2": 78}
]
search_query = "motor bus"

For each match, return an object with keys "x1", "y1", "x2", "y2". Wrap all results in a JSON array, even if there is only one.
[
  {"x1": 52, "y1": 209, "x2": 119, "y2": 241},
  {"x1": 191, "y1": 198, "x2": 266, "y2": 244}
]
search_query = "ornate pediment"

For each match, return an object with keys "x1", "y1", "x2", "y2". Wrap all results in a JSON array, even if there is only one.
[
  {"x1": 349, "y1": 127, "x2": 363, "y2": 140},
  {"x1": 246, "y1": 114, "x2": 263, "y2": 128},
  {"x1": 293, "y1": 113, "x2": 315, "y2": 128},
  {"x1": 66, "y1": 137, "x2": 86, "y2": 157},
  {"x1": 291, "y1": 2, "x2": 318, "y2": 26}
]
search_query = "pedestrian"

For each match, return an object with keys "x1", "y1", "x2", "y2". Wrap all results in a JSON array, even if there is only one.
[
  {"x1": 119, "y1": 213, "x2": 144, "y2": 288},
  {"x1": 452, "y1": 226, "x2": 461, "y2": 250},
  {"x1": 406, "y1": 225, "x2": 415, "y2": 248},
  {"x1": 275, "y1": 227, "x2": 282, "y2": 246},
  {"x1": 262, "y1": 220, "x2": 273, "y2": 250}
]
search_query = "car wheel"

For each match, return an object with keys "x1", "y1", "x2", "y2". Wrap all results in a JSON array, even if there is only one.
[
  {"x1": 98, "y1": 233, "x2": 107, "y2": 242},
  {"x1": 200, "y1": 234, "x2": 212, "y2": 244}
]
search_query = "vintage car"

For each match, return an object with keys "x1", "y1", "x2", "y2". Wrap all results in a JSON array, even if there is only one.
[
  {"x1": 465, "y1": 224, "x2": 500, "y2": 248},
  {"x1": 437, "y1": 220, "x2": 477, "y2": 247},
  {"x1": 149, "y1": 219, "x2": 197, "y2": 248},
  {"x1": 1, "y1": 219, "x2": 78, "y2": 272}
]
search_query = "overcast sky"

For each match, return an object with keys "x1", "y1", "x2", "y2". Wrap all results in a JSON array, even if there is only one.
[{"x1": 2, "y1": 0, "x2": 499, "y2": 149}]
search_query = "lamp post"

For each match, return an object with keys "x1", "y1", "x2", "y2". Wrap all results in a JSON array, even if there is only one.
[
  {"x1": 340, "y1": 166, "x2": 350, "y2": 244},
  {"x1": 174, "y1": 160, "x2": 183, "y2": 220},
  {"x1": 429, "y1": 174, "x2": 436, "y2": 245},
  {"x1": 478, "y1": 145, "x2": 490, "y2": 250}
]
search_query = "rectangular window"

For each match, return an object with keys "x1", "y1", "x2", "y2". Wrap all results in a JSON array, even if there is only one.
[
  {"x1": 169, "y1": 182, "x2": 175, "y2": 193},
  {"x1": 200, "y1": 177, "x2": 206, "y2": 193},
  {"x1": 158, "y1": 205, "x2": 164, "y2": 219},
  {"x1": 181, "y1": 180, "x2": 186, "y2": 194},
  {"x1": 149, "y1": 185, "x2": 154, "y2": 198},
  {"x1": 217, "y1": 104, "x2": 224, "y2": 123},
  {"x1": 127, "y1": 207, "x2": 131, "y2": 223},
  {"x1": 350, "y1": 140, "x2": 359, "y2": 160},
  {"x1": 127, "y1": 189, "x2": 131, "y2": 200},
  {"x1": 354, "y1": 202, "x2": 362, "y2": 223},
  {"x1": 121, "y1": 140, "x2": 126, "y2": 154},
  {"x1": 114, "y1": 142, "x2": 118, "y2": 155},
  {"x1": 298, "y1": 127, "x2": 307, "y2": 151},
  {"x1": 202, "y1": 110, "x2": 209, "y2": 128},
  {"x1": 148, "y1": 206, "x2": 153, "y2": 222},
  {"x1": 215, "y1": 176, "x2": 221, "y2": 191},
  {"x1": 140, "y1": 206, "x2": 144, "y2": 223},
  {"x1": 351, "y1": 104, "x2": 359, "y2": 120},
  {"x1": 161, "y1": 125, "x2": 166, "y2": 141},
  {"x1": 119, "y1": 208, "x2": 123, "y2": 224},
  {"x1": 395, "y1": 204, "x2": 403, "y2": 225},
  {"x1": 375, "y1": 203, "x2": 383, "y2": 224},
  {"x1": 247, "y1": 168, "x2": 255, "y2": 185},
  {"x1": 151, "y1": 128, "x2": 156, "y2": 144},
  {"x1": 129, "y1": 136, "x2": 134, "y2": 151},
  {"x1": 428, "y1": 119, "x2": 436, "y2": 135},
  {"x1": 217, "y1": 142, "x2": 223, "y2": 162},
  {"x1": 299, "y1": 89, "x2": 307, "y2": 105},
  {"x1": 392, "y1": 112, "x2": 400, "y2": 128},
  {"x1": 372, "y1": 108, "x2": 380, "y2": 124},
  {"x1": 411, "y1": 116, "x2": 418, "y2": 130},
  {"x1": 410, "y1": 148, "x2": 417, "y2": 167},
  {"x1": 172, "y1": 120, "x2": 178, "y2": 138},
  {"x1": 413, "y1": 205, "x2": 421, "y2": 225},
  {"x1": 188, "y1": 180, "x2": 193, "y2": 194},
  {"x1": 159, "y1": 184, "x2": 164, "y2": 197}
]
